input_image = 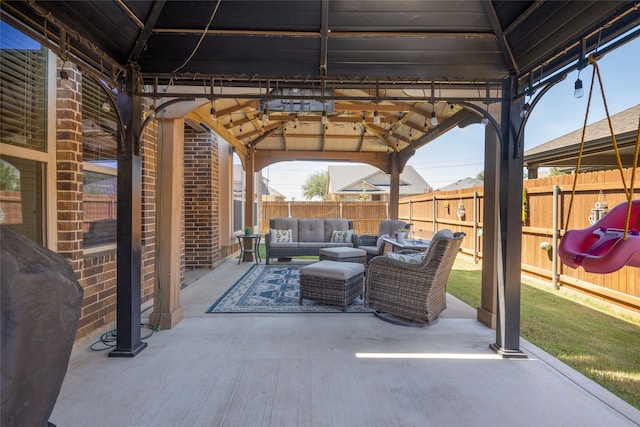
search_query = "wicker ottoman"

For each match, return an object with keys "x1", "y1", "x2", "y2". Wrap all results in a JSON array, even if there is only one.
[
  {"x1": 299, "y1": 260, "x2": 365, "y2": 311},
  {"x1": 319, "y1": 247, "x2": 367, "y2": 266}
]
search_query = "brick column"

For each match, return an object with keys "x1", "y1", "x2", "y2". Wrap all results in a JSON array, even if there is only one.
[
  {"x1": 55, "y1": 59, "x2": 83, "y2": 274},
  {"x1": 183, "y1": 127, "x2": 220, "y2": 269}
]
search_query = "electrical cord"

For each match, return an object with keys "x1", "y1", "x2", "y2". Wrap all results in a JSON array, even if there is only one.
[{"x1": 89, "y1": 306, "x2": 154, "y2": 351}]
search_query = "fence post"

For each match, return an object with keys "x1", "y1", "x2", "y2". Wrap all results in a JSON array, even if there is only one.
[
  {"x1": 432, "y1": 195, "x2": 437, "y2": 233},
  {"x1": 385, "y1": 201, "x2": 389, "y2": 219},
  {"x1": 552, "y1": 185, "x2": 560, "y2": 289},
  {"x1": 288, "y1": 202, "x2": 292, "y2": 218},
  {"x1": 473, "y1": 191, "x2": 478, "y2": 263},
  {"x1": 339, "y1": 202, "x2": 343, "y2": 218}
]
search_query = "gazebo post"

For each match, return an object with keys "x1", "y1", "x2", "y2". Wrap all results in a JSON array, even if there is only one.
[
  {"x1": 490, "y1": 75, "x2": 527, "y2": 358},
  {"x1": 110, "y1": 63, "x2": 147, "y2": 358},
  {"x1": 389, "y1": 153, "x2": 401, "y2": 220}
]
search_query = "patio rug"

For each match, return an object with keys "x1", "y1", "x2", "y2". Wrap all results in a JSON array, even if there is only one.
[{"x1": 206, "y1": 264, "x2": 372, "y2": 313}]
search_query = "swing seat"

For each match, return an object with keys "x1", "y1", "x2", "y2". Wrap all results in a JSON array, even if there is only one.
[{"x1": 558, "y1": 200, "x2": 640, "y2": 273}]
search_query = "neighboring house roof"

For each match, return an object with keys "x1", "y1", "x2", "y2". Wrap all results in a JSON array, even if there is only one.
[
  {"x1": 264, "y1": 184, "x2": 284, "y2": 199},
  {"x1": 83, "y1": 176, "x2": 117, "y2": 195},
  {"x1": 327, "y1": 165, "x2": 431, "y2": 196},
  {"x1": 437, "y1": 177, "x2": 484, "y2": 192},
  {"x1": 524, "y1": 104, "x2": 640, "y2": 170}
]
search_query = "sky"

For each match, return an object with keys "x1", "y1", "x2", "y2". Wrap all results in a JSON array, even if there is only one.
[{"x1": 262, "y1": 35, "x2": 640, "y2": 201}]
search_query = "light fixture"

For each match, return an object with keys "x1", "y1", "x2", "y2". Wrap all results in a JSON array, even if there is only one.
[
  {"x1": 430, "y1": 111, "x2": 438, "y2": 127},
  {"x1": 262, "y1": 106, "x2": 269, "y2": 125},
  {"x1": 520, "y1": 102, "x2": 530, "y2": 118},
  {"x1": 481, "y1": 102, "x2": 490, "y2": 126},
  {"x1": 59, "y1": 62, "x2": 72, "y2": 89},
  {"x1": 373, "y1": 110, "x2": 380, "y2": 125},
  {"x1": 210, "y1": 99, "x2": 217, "y2": 121},
  {"x1": 574, "y1": 78, "x2": 584, "y2": 98},
  {"x1": 148, "y1": 104, "x2": 156, "y2": 120},
  {"x1": 321, "y1": 109, "x2": 328, "y2": 125},
  {"x1": 101, "y1": 100, "x2": 111, "y2": 113}
]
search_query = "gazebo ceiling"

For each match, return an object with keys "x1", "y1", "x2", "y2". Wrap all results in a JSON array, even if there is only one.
[{"x1": 3, "y1": 1, "x2": 639, "y2": 167}]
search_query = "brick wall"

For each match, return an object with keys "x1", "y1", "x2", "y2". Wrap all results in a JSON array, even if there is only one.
[
  {"x1": 183, "y1": 127, "x2": 220, "y2": 269},
  {"x1": 140, "y1": 121, "x2": 157, "y2": 304}
]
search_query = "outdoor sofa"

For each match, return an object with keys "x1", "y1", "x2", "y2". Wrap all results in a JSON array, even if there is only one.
[{"x1": 265, "y1": 218, "x2": 356, "y2": 264}]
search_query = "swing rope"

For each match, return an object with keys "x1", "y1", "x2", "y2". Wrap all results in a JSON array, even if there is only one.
[{"x1": 564, "y1": 56, "x2": 640, "y2": 240}]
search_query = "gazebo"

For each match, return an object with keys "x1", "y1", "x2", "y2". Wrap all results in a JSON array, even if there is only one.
[{"x1": 2, "y1": 1, "x2": 638, "y2": 360}]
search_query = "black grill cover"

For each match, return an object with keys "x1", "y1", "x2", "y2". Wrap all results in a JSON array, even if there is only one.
[{"x1": 1, "y1": 226, "x2": 83, "y2": 427}]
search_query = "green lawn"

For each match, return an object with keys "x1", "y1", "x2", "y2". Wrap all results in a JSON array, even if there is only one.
[{"x1": 447, "y1": 257, "x2": 640, "y2": 410}]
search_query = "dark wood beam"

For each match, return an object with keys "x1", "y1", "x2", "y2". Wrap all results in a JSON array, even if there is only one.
[{"x1": 127, "y1": 1, "x2": 166, "y2": 63}]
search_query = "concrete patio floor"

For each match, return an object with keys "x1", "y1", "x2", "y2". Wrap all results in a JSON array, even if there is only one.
[{"x1": 50, "y1": 256, "x2": 640, "y2": 427}]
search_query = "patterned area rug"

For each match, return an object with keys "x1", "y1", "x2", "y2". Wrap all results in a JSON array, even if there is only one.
[{"x1": 206, "y1": 264, "x2": 372, "y2": 313}]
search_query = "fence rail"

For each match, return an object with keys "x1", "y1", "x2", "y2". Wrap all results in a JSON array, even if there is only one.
[{"x1": 261, "y1": 167, "x2": 640, "y2": 314}]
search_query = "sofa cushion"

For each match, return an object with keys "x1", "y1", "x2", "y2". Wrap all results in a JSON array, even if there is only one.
[
  {"x1": 270, "y1": 228, "x2": 293, "y2": 243},
  {"x1": 298, "y1": 218, "x2": 325, "y2": 242},
  {"x1": 269, "y1": 242, "x2": 298, "y2": 248},
  {"x1": 270, "y1": 218, "x2": 299, "y2": 242},
  {"x1": 298, "y1": 242, "x2": 326, "y2": 248},
  {"x1": 323, "y1": 218, "x2": 351, "y2": 242}
]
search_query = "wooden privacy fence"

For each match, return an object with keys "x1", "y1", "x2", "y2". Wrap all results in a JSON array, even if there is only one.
[
  {"x1": 262, "y1": 167, "x2": 640, "y2": 314},
  {"x1": 261, "y1": 201, "x2": 389, "y2": 235}
]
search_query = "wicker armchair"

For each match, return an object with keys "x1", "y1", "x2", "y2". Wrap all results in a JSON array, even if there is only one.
[{"x1": 364, "y1": 230, "x2": 465, "y2": 326}]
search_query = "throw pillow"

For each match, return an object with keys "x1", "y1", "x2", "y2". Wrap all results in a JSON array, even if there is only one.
[
  {"x1": 330, "y1": 230, "x2": 353, "y2": 243},
  {"x1": 386, "y1": 251, "x2": 427, "y2": 264},
  {"x1": 271, "y1": 228, "x2": 293, "y2": 243}
]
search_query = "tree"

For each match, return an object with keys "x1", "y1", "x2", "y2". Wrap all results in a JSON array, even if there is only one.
[
  {"x1": 0, "y1": 161, "x2": 20, "y2": 191},
  {"x1": 302, "y1": 170, "x2": 328, "y2": 200},
  {"x1": 476, "y1": 171, "x2": 484, "y2": 181},
  {"x1": 549, "y1": 167, "x2": 568, "y2": 176}
]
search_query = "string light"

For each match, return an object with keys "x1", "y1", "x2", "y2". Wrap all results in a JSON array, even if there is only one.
[
  {"x1": 574, "y1": 77, "x2": 584, "y2": 98},
  {"x1": 373, "y1": 110, "x2": 380, "y2": 125},
  {"x1": 430, "y1": 111, "x2": 438, "y2": 126}
]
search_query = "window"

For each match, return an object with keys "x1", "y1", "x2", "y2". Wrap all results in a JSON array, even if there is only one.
[
  {"x1": 0, "y1": 156, "x2": 45, "y2": 244},
  {"x1": 233, "y1": 154, "x2": 244, "y2": 233},
  {"x1": 0, "y1": 20, "x2": 48, "y2": 152},
  {"x1": 232, "y1": 152, "x2": 258, "y2": 234},
  {"x1": 0, "y1": 20, "x2": 49, "y2": 244},
  {"x1": 82, "y1": 76, "x2": 118, "y2": 250}
]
